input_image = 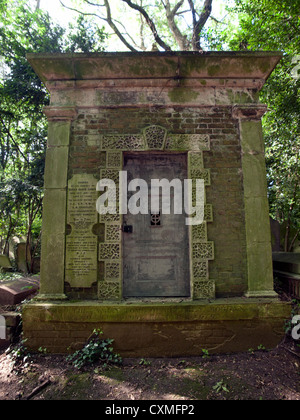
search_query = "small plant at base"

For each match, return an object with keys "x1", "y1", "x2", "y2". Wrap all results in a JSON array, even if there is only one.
[
  {"x1": 213, "y1": 379, "x2": 229, "y2": 394},
  {"x1": 201, "y1": 349, "x2": 210, "y2": 359},
  {"x1": 6, "y1": 339, "x2": 31, "y2": 372},
  {"x1": 139, "y1": 358, "x2": 151, "y2": 366},
  {"x1": 285, "y1": 300, "x2": 300, "y2": 336},
  {"x1": 257, "y1": 344, "x2": 266, "y2": 351},
  {"x1": 66, "y1": 329, "x2": 122, "y2": 370}
]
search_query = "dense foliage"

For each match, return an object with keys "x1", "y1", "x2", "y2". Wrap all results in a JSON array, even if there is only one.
[
  {"x1": 61, "y1": 0, "x2": 221, "y2": 51},
  {"x1": 0, "y1": 0, "x2": 107, "y2": 270},
  {"x1": 66, "y1": 329, "x2": 122, "y2": 370},
  {"x1": 224, "y1": 0, "x2": 300, "y2": 251}
]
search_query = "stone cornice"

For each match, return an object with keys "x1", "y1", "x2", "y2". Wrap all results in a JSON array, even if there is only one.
[
  {"x1": 44, "y1": 106, "x2": 77, "y2": 121},
  {"x1": 232, "y1": 105, "x2": 268, "y2": 121},
  {"x1": 27, "y1": 52, "x2": 282, "y2": 93}
]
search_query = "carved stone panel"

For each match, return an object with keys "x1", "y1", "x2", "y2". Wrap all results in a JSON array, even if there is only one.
[{"x1": 65, "y1": 174, "x2": 98, "y2": 288}]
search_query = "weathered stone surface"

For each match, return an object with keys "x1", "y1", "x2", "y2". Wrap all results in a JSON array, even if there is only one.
[
  {"x1": 43, "y1": 146, "x2": 69, "y2": 189},
  {"x1": 0, "y1": 312, "x2": 21, "y2": 349},
  {"x1": 22, "y1": 299, "x2": 291, "y2": 356},
  {"x1": 65, "y1": 174, "x2": 98, "y2": 288},
  {"x1": 47, "y1": 120, "x2": 71, "y2": 147},
  {"x1": 0, "y1": 315, "x2": 5, "y2": 340},
  {"x1": 24, "y1": 52, "x2": 282, "y2": 354},
  {"x1": 38, "y1": 189, "x2": 67, "y2": 299},
  {"x1": 0, "y1": 255, "x2": 12, "y2": 271},
  {"x1": 0, "y1": 278, "x2": 39, "y2": 305},
  {"x1": 238, "y1": 118, "x2": 275, "y2": 297},
  {"x1": 27, "y1": 52, "x2": 282, "y2": 109},
  {"x1": 27, "y1": 52, "x2": 282, "y2": 82},
  {"x1": 15, "y1": 243, "x2": 30, "y2": 273},
  {"x1": 273, "y1": 252, "x2": 300, "y2": 275}
]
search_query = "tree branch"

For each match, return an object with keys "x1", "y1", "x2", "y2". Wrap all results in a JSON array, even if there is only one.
[
  {"x1": 164, "y1": 0, "x2": 188, "y2": 50},
  {"x1": 104, "y1": 0, "x2": 138, "y2": 52},
  {"x1": 60, "y1": 0, "x2": 105, "y2": 21},
  {"x1": 172, "y1": 1, "x2": 185, "y2": 16},
  {"x1": 60, "y1": 0, "x2": 138, "y2": 51},
  {"x1": 0, "y1": 118, "x2": 29, "y2": 164},
  {"x1": 121, "y1": 0, "x2": 171, "y2": 51},
  {"x1": 187, "y1": 0, "x2": 197, "y2": 27},
  {"x1": 192, "y1": 0, "x2": 213, "y2": 50},
  {"x1": 138, "y1": 5, "x2": 147, "y2": 51}
]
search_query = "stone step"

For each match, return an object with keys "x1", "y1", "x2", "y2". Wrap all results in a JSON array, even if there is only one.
[{"x1": 273, "y1": 252, "x2": 300, "y2": 275}]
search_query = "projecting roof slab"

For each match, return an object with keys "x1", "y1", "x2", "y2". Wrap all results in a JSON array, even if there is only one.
[{"x1": 27, "y1": 51, "x2": 282, "y2": 85}]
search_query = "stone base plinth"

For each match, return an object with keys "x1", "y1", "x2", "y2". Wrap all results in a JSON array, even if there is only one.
[{"x1": 22, "y1": 299, "x2": 291, "y2": 357}]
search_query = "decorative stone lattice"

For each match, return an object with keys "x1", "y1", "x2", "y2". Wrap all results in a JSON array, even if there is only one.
[
  {"x1": 193, "y1": 260, "x2": 209, "y2": 279},
  {"x1": 192, "y1": 242, "x2": 214, "y2": 261},
  {"x1": 187, "y1": 148, "x2": 215, "y2": 299},
  {"x1": 105, "y1": 262, "x2": 121, "y2": 281},
  {"x1": 189, "y1": 134, "x2": 210, "y2": 152},
  {"x1": 100, "y1": 169, "x2": 120, "y2": 184},
  {"x1": 98, "y1": 282, "x2": 120, "y2": 300},
  {"x1": 98, "y1": 124, "x2": 215, "y2": 301},
  {"x1": 191, "y1": 169, "x2": 211, "y2": 186},
  {"x1": 99, "y1": 243, "x2": 120, "y2": 260},
  {"x1": 192, "y1": 223, "x2": 207, "y2": 242},
  {"x1": 189, "y1": 152, "x2": 204, "y2": 169},
  {"x1": 144, "y1": 125, "x2": 167, "y2": 150},
  {"x1": 101, "y1": 134, "x2": 144, "y2": 150},
  {"x1": 105, "y1": 224, "x2": 121, "y2": 242},
  {"x1": 98, "y1": 146, "x2": 123, "y2": 300},
  {"x1": 194, "y1": 281, "x2": 215, "y2": 300},
  {"x1": 204, "y1": 204, "x2": 213, "y2": 223},
  {"x1": 107, "y1": 151, "x2": 123, "y2": 168},
  {"x1": 100, "y1": 213, "x2": 121, "y2": 223}
]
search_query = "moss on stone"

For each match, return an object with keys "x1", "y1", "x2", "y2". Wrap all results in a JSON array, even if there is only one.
[
  {"x1": 23, "y1": 299, "x2": 291, "y2": 324},
  {"x1": 168, "y1": 87, "x2": 199, "y2": 103}
]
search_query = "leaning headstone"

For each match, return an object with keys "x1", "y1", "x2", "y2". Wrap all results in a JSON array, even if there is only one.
[
  {"x1": 0, "y1": 255, "x2": 12, "y2": 272},
  {"x1": 16, "y1": 243, "x2": 30, "y2": 273},
  {"x1": 0, "y1": 277, "x2": 40, "y2": 305}
]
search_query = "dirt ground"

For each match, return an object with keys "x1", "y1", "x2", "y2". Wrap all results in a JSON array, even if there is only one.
[
  {"x1": 0, "y1": 279, "x2": 299, "y2": 401},
  {"x1": 0, "y1": 338, "x2": 299, "y2": 401}
]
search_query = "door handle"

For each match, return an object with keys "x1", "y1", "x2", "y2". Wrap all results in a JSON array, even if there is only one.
[{"x1": 122, "y1": 221, "x2": 133, "y2": 233}]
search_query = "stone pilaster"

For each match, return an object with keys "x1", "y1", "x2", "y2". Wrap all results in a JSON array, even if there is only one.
[
  {"x1": 37, "y1": 107, "x2": 77, "y2": 300},
  {"x1": 233, "y1": 105, "x2": 277, "y2": 298}
]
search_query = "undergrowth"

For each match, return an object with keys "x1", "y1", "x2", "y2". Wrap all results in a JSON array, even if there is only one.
[{"x1": 66, "y1": 329, "x2": 122, "y2": 370}]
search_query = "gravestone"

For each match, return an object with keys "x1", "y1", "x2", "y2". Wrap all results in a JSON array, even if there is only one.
[
  {"x1": 273, "y1": 252, "x2": 300, "y2": 299},
  {"x1": 0, "y1": 255, "x2": 12, "y2": 272},
  {"x1": 15, "y1": 243, "x2": 30, "y2": 273},
  {"x1": 0, "y1": 315, "x2": 5, "y2": 340},
  {"x1": 273, "y1": 253, "x2": 300, "y2": 275},
  {"x1": 22, "y1": 52, "x2": 291, "y2": 356},
  {"x1": 0, "y1": 277, "x2": 39, "y2": 305},
  {"x1": 0, "y1": 312, "x2": 21, "y2": 349}
]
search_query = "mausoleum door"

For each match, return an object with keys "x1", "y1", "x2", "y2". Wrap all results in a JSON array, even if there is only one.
[{"x1": 123, "y1": 153, "x2": 190, "y2": 298}]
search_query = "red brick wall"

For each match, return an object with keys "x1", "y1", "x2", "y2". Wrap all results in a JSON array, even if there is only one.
[{"x1": 68, "y1": 106, "x2": 247, "y2": 298}]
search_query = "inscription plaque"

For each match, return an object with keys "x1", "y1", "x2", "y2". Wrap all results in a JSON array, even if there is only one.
[{"x1": 65, "y1": 174, "x2": 98, "y2": 288}]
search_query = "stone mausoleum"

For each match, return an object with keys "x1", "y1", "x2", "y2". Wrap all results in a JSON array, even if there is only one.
[{"x1": 23, "y1": 52, "x2": 290, "y2": 356}]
